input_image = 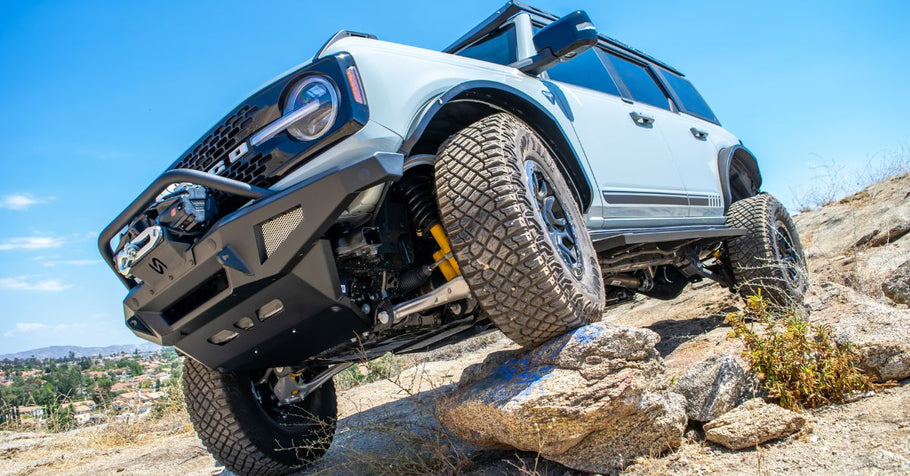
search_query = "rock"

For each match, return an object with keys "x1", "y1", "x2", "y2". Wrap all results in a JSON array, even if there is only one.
[
  {"x1": 868, "y1": 224, "x2": 910, "y2": 248},
  {"x1": 436, "y1": 322, "x2": 686, "y2": 474},
  {"x1": 704, "y1": 398, "x2": 805, "y2": 450},
  {"x1": 882, "y1": 260, "x2": 910, "y2": 305},
  {"x1": 811, "y1": 283, "x2": 910, "y2": 381},
  {"x1": 673, "y1": 355, "x2": 754, "y2": 422},
  {"x1": 853, "y1": 229, "x2": 880, "y2": 249}
]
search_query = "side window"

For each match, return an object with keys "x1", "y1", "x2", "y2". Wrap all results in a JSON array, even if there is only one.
[
  {"x1": 657, "y1": 70, "x2": 718, "y2": 123},
  {"x1": 545, "y1": 49, "x2": 621, "y2": 97},
  {"x1": 605, "y1": 53, "x2": 671, "y2": 110},
  {"x1": 456, "y1": 25, "x2": 517, "y2": 66}
]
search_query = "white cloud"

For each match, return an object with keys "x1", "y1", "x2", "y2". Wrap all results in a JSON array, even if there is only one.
[
  {"x1": 0, "y1": 194, "x2": 53, "y2": 211},
  {"x1": 4, "y1": 322, "x2": 85, "y2": 337},
  {"x1": 39, "y1": 259, "x2": 100, "y2": 267},
  {"x1": 15, "y1": 323, "x2": 46, "y2": 332},
  {"x1": 0, "y1": 195, "x2": 37, "y2": 210},
  {"x1": 0, "y1": 236, "x2": 64, "y2": 251},
  {"x1": 0, "y1": 277, "x2": 72, "y2": 292}
]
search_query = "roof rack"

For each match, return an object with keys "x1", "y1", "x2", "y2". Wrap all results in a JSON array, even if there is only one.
[{"x1": 444, "y1": 1, "x2": 683, "y2": 76}]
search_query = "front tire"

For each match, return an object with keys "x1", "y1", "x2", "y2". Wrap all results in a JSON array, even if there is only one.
[
  {"x1": 183, "y1": 358, "x2": 336, "y2": 476},
  {"x1": 435, "y1": 112, "x2": 605, "y2": 348},
  {"x1": 725, "y1": 193, "x2": 808, "y2": 307}
]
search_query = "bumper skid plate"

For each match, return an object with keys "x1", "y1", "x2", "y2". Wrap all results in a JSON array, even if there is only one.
[{"x1": 118, "y1": 152, "x2": 403, "y2": 371}]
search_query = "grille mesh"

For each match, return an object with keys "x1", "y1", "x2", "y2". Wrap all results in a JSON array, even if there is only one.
[
  {"x1": 260, "y1": 207, "x2": 304, "y2": 258},
  {"x1": 172, "y1": 105, "x2": 276, "y2": 211}
]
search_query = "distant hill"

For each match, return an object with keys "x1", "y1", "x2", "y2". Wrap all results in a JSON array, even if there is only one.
[{"x1": 0, "y1": 343, "x2": 159, "y2": 361}]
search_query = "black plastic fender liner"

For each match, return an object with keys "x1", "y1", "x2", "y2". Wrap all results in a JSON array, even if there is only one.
[
  {"x1": 119, "y1": 152, "x2": 404, "y2": 371},
  {"x1": 717, "y1": 145, "x2": 762, "y2": 211},
  {"x1": 400, "y1": 80, "x2": 594, "y2": 212}
]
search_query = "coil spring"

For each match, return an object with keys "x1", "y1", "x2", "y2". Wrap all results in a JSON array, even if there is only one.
[{"x1": 402, "y1": 174, "x2": 439, "y2": 234}]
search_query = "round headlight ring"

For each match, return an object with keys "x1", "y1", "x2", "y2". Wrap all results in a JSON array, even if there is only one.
[{"x1": 284, "y1": 76, "x2": 339, "y2": 142}]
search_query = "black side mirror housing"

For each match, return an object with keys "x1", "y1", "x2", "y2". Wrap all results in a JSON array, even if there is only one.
[{"x1": 514, "y1": 10, "x2": 598, "y2": 76}]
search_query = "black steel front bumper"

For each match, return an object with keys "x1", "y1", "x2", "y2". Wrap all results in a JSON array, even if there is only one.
[{"x1": 98, "y1": 152, "x2": 403, "y2": 371}]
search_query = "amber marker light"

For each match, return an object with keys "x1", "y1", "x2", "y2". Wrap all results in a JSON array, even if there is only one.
[{"x1": 345, "y1": 66, "x2": 366, "y2": 105}]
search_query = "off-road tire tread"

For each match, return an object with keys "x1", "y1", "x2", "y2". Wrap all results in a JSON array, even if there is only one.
[
  {"x1": 435, "y1": 113, "x2": 604, "y2": 347},
  {"x1": 725, "y1": 193, "x2": 807, "y2": 306},
  {"x1": 183, "y1": 358, "x2": 336, "y2": 476}
]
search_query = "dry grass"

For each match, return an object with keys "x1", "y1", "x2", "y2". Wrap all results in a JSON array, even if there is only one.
[
  {"x1": 85, "y1": 383, "x2": 192, "y2": 450},
  {"x1": 0, "y1": 392, "x2": 196, "y2": 476},
  {"x1": 792, "y1": 145, "x2": 909, "y2": 212},
  {"x1": 319, "y1": 364, "x2": 475, "y2": 475}
]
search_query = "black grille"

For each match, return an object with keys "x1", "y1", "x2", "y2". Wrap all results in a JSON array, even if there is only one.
[{"x1": 173, "y1": 105, "x2": 275, "y2": 212}]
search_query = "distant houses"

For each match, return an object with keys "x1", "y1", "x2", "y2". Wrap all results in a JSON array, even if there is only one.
[
  {"x1": 4, "y1": 349, "x2": 177, "y2": 427},
  {"x1": 17, "y1": 405, "x2": 45, "y2": 418},
  {"x1": 112, "y1": 390, "x2": 167, "y2": 411}
]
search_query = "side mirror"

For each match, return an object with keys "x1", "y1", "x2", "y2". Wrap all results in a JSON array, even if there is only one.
[{"x1": 514, "y1": 10, "x2": 598, "y2": 76}]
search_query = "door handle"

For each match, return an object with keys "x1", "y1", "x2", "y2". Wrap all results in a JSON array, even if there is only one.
[
  {"x1": 629, "y1": 111, "x2": 655, "y2": 127},
  {"x1": 690, "y1": 127, "x2": 709, "y2": 140}
]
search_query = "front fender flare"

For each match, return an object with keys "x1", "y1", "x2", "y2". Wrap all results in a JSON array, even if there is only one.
[{"x1": 400, "y1": 80, "x2": 593, "y2": 212}]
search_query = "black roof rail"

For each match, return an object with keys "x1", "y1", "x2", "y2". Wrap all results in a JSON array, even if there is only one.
[{"x1": 445, "y1": 1, "x2": 683, "y2": 76}]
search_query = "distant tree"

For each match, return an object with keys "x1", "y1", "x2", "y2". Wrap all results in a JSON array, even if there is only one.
[
  {"x1": 127, "y1": 360, "x2": 143, "y2": 377},
  {"x1": 89, "y1": 377, "x2": 113, "y2": 406},
  {"x1": 77, "y1": 358, "x2": 91, "y2": 370}
]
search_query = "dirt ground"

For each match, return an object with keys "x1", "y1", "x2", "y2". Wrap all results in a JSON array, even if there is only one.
[{"x1": 2, "y1": 175, "x2": 908, "y2": 475}]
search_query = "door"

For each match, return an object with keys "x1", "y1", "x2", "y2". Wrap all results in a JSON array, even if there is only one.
[
  {"x1": 653, "y1": 68, "x2": 726, "y2": 219},
  {"x1": 544, "y1": 48, "x2": 689, "y2": 229}
]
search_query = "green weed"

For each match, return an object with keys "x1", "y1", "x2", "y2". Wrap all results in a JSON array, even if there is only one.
[{"x1": 725, "y1": 290, "x2": 874, "y2": 410}]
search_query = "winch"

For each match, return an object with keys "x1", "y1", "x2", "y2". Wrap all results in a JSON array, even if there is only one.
[{"x1": 115, "y1": 183, "x2": 216, "y2": 278}]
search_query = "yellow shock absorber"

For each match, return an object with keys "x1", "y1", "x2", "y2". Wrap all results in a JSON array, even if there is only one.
[{"x1": 429, "y1": 223, "x2": 461, "y2": 281}]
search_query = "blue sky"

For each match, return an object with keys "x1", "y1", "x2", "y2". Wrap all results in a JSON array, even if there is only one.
[{"x1": 0, "y1": 1, "x2": 907, "y2": 354}]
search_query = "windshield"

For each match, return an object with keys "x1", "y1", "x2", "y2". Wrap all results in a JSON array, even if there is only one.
[{"x1": 455, "y1": 24, "x2": 517, "y2": 66}]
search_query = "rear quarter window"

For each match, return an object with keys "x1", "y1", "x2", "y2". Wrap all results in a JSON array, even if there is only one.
[
  {"x1": 658, "y1": 70, "x2": 718, "y2": 123},
  {"x1": 605, "y1": 53, "x2": 671, "y2": 111}
]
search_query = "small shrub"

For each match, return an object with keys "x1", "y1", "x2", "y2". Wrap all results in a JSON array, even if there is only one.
[
  {"x1": 150, "y1": 380, "x2": 187, "y2": 420},
  {"x1": 334, "y1": 353, "x2": 404, "y2": 391},
  {"x1": 725, "y1": 291, "x2": 873, "y2": 410},
  {"x1": 45, "y1": 399, "x2": 77, "y2": 433}
]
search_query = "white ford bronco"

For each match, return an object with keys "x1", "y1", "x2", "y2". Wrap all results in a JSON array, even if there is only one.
[{"x1": 98, "y1": 2, "x2": 807, "y2": 473}]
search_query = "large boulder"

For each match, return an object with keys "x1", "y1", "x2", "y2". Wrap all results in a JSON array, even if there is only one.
[
  {"x1": 704, "y1": 398, "x2": 805, "y2": 449},
  {"x1": 882, "y1": 259, "x2": 910, "y2": 305},
  {"x1": 673, "y1": 355, "x2": 754, "y2": 422},
  {"x1": 436, "y1": 323, "x2": 687, "y2": 474},
  {"x1": 810, "y1": 283, "x2": 910, "y2": 381}
]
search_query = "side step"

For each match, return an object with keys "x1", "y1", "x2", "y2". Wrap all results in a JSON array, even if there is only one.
[{"x1": 590, "y1": 226, "x2": 746, "y2": 253}]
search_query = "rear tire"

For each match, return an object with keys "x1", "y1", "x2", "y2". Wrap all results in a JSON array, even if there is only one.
[
  {"x1": 435, "y1": 112, "x2": 604, "y2": 348},
  {"x1": 725, "y1": 193, "x2": 808, "y2": 307},
  {"x1": 183, "y1": 359, "x2": 336, "y2": 476}
]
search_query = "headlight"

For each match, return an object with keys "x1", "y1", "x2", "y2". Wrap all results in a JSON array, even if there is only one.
[{"x1": 284, "y1": 76, "x2": 338, "y2": 141}]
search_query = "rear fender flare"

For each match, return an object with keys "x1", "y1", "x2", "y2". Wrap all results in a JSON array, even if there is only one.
[{"x1": 717, "y1": 145, "x2": 762, "y2": 211}]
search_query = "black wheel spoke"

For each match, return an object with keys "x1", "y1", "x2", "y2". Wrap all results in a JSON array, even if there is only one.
[{"x1": 526, "y1": 160, "x2": 584, "y2": 278}]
